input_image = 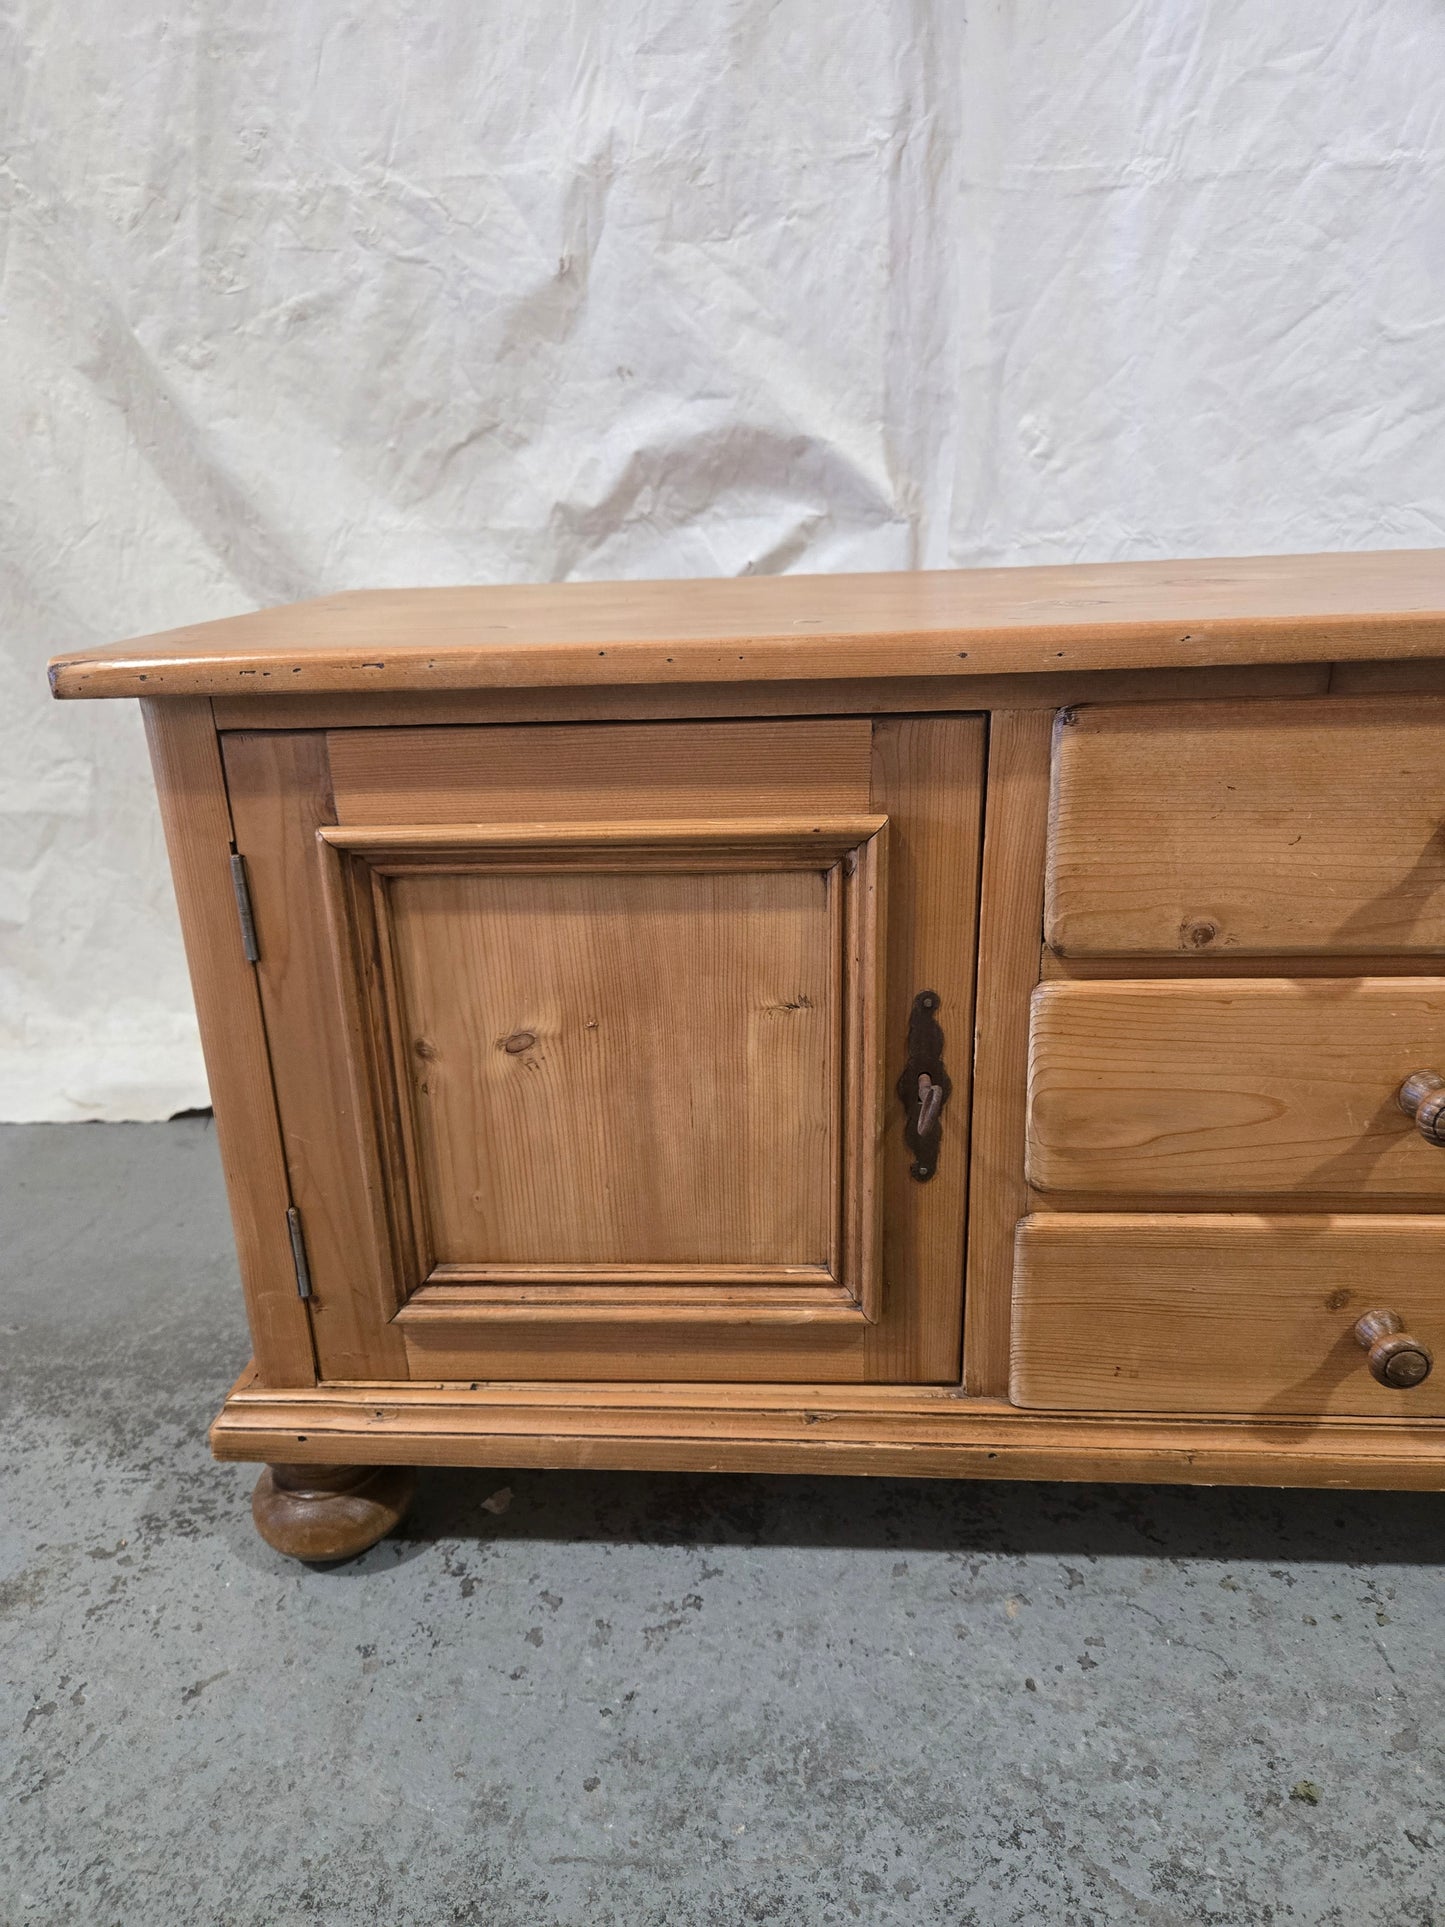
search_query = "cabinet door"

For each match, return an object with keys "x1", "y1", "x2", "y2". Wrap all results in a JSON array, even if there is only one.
[{"x1": 223, "y1": 717, "x2": 983, "y2": 1383}]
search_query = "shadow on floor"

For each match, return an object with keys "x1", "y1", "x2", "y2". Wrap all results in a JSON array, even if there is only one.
[{"x1": 380, "y1": 1464, "x2": 1445, "y2": 1568}]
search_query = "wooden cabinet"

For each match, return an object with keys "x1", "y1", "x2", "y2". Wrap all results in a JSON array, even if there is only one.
[{"x1": 49, "y1": 551, "x2": 1445, "y2": 1557}]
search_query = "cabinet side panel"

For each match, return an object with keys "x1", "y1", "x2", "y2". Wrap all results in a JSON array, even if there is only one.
[
  {"x1": 140, "y1": 699, "x2": 316, "y2": 1387},
  {"x1": 223, "y1": 730, "x2": 409, "y2": 1380},
  {"x1": 864, "y1": 716, "x2": 985, "y2": 1380},
  {"x1": 964, "y1": 709, "x2": 1054, "y2": 1395}
]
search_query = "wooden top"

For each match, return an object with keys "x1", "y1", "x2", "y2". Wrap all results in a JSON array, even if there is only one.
[{"x1": 47, "y1": 547, "x2": 1445, "y2": 699}]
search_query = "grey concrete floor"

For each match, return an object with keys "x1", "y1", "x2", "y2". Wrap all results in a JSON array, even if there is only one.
[{"x1": 1, "y1": 1122, "x2": 1443, "y2": 1926}]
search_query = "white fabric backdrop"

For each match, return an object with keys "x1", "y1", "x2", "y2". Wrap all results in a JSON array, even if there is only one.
[{"x1": 4, "y1": 1, "x2": 1443, "y2": 1119}]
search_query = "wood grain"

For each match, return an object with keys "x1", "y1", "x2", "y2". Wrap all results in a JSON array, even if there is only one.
[
  {"x1": 399, "y1": 1320, "x2": 876, "y2": 1382},
  {"x1": 399, "y1": 1281, "x2": 858, "y2": 1317},
  {"x1": 51, "y1": 548, "x2": 1445, "y2": 699},
  {"x1": 1047, "y1": 696, "x2": 1445, "y2": 956},
  {"x1": 320, "y1": 815, "x2": 886, "y2": 1325},
  {"x1": 222, "y1": 731, "x2": 409, "y2": 1380},
  {"x1": 321, "y1": 816, "x2": 884, "y2": 860},
  {"x1": 294, "y1": 714, "x2": 979, "y2": 1380},
  {"x1": 841, "y1": 805, "x2": 888, "y2": 1325},
  {"x1": 863, "y1": 716, "x2": 985, "y2": 1381},
  {"x1": 140, "y1": 699, "x2": 316, "y2": 1386},
  {"x1": 225, "y1": 711, "x2": 981, "y2": 1381},
  {"x1": 209, "y1": 661, "x2": 1332, "y2": 732},
  {"x1": 1011, "y1": 1213, "x2": 1445, "y2": 1416},
  {"x1": 387, "y1": 865, "x2": 838, "y2": 1271},
  {"x1": 962, "y1": 709, "x2": 1054, "y2": 1393},
  {"x1": 1028, "y1": 978, "x2": 1445, "y2": 1200},
  {"x1": 328, "y1": 719, "x2": 872, "y2": 824},
  {"x1": 210, "y1": 1367, "x2": 1445, "y2": 1491}
]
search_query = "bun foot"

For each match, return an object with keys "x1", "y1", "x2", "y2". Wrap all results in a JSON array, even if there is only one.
[{"x1": 251, "y1": 1462, "x2": 417, "y2": 1563}]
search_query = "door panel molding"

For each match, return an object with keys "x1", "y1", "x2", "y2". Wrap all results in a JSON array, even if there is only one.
[{"x1": 318, "y1": 816, "x2": 888, "y2": 1325}]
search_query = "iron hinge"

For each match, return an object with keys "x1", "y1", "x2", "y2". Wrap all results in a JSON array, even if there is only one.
[
  {"x1": 229, "y1": 851, "x2": 260, "y2": 964},
  {"x1": 286, "y1": 1206, "x2": 313, "y2": 1301}
]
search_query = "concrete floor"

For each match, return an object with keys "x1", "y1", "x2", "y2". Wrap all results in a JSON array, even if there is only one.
[{"x1": 1, "y1": 1122, "x2": 1443, "y2": 1926}]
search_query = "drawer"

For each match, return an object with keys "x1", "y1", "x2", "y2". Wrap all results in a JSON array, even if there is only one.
[
  {"x1": 1046, "y1": 696, "x2": 1445, "y2": 956},
  {"x1": 1011, "y1": 1214, "x2": 1445, "y2": 1416},
  {"x1": 1028, "y1": 978, "x2": 1445, "y2": 1200}
]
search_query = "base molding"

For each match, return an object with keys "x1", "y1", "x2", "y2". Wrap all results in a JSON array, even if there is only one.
[{"x1": 211, "y1": 1367, "x2": 1445, "y2": 1492}]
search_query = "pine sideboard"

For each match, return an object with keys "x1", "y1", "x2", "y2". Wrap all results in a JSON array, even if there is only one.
[{"x1": 49, "y1": 550, "x2": 1445, "y2": 1558}]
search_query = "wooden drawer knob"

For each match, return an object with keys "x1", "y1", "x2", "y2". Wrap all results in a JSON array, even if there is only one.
[
  {"x1": 1397, "y1": 1070, "x2": 1445, "y2": 1143},
  {"x1": 1353, "y1": 1309, "x2": 1434, "y2": 1388}
]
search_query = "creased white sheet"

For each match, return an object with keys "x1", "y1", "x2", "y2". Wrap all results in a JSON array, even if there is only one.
[{"x1": 3, "y1": 0, "x2": 1443, "y2": 1118}]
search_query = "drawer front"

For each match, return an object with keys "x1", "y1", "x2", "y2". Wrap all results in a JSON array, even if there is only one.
[
  {"x1": 1046, "y1": 696, "x2": 1445, "y2": 957},
  {"x1": 1028, "y1": 978, "x2": 1445, "y2": 1200},
  {"x1": 1011, "y1": 1214, "x2": 1445, "y2": 1416}
]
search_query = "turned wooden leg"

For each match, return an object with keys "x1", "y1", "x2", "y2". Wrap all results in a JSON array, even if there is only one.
[{"x1": 251, "y1": 1462, "x2": 418, "y2": 1563}]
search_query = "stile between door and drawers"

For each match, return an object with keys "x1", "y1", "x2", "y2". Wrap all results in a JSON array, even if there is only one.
[{"x1": 48, "y1": 550, "x2": 1445, "y2": 1558}]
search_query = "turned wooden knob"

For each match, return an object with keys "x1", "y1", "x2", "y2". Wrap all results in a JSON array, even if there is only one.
[
  {"x1": 1353, "y1": 1309, "x2": 1434, "y2": 1388},
  {"x1": 1397, "y1": 1071, "x2": 1445, "y2": 1144}
]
